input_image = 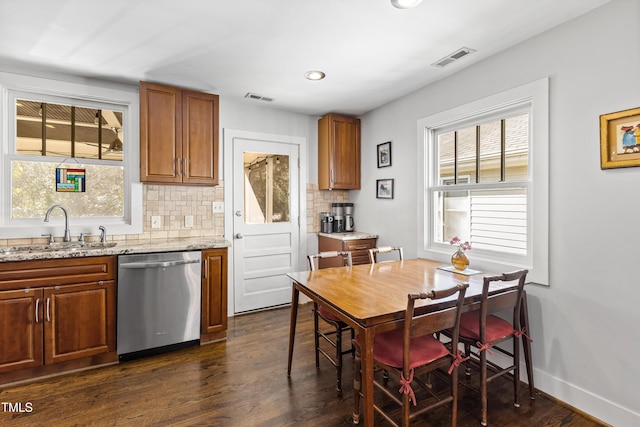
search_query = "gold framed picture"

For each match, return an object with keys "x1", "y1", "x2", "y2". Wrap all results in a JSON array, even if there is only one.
[{"x1": 600, "y1": 107, "x2": 640, "y2": 169}]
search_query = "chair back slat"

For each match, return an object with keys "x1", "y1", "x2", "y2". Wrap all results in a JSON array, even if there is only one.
[
  {"x1": 307, "y1": 251, "x2": 353, "y2": 271},
  {"x1": 410, "y1": 306, "x2": 461, "y2": 338},
  {"x1": 485, "y1": 290, "x2": 519, "y2": 313},
  {"x1": 368, "y1": 246, "x2": 404, "y2": 264}
]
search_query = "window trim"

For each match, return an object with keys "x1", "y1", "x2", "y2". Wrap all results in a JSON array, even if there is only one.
[
  {"x1": 417, "y1": 78, "x2": 549, "y2": 285},
  {"x1": 0, "y1": 71, "x2": 142, "y2": 239}
]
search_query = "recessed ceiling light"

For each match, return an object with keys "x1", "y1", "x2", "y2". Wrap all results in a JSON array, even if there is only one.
[
  {"x1": 304, "y1": 70, "x2": 326, "y2": 81},
  {"x1": 391, "y1": 0, "x2": 423, "y2": 9}
]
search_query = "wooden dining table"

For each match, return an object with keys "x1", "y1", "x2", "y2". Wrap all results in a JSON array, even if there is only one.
[{"x1": 286, "y1": 258, "x2": 534, "y2": 427}]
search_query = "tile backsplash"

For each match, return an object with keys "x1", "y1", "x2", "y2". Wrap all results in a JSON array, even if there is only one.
[
  {"x1": 306, "y1": 184, "x2": 348, "y2": 233},
  {"x1": 139, "y1": 182, "x2": 225, "y2": 240},
  {"x1": 1, "y1": 181, "x2": 345, "y2": 247},
  {"x1": 0, "y1": 182, "x2": 226, "y2": 247}
]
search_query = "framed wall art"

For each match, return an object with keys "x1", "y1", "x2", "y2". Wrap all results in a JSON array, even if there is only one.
[
  {"x1": 376, "y1": 178, "x2": 394, "y2": 199},
  {"x1": 377, "y1": 141, "x2": 391, "y2": 168},
  {"x1": 600, "y1": 106, "x2": 640, "y2": 169}
]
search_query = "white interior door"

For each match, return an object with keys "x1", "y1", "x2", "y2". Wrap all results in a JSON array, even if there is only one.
[{"x1": 233, "y1": 137, "x2": 299, "y2": 313}]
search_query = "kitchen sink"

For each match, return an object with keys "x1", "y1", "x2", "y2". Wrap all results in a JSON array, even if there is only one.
[{"x1": 0, "y1": 242, "x2": 117, "y2": 255}]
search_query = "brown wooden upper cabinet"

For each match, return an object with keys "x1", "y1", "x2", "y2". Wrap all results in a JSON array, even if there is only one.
[
  {"x1": 318, "y1": 113, "x2": 361, "y2": 190},
  {"x1": 140, "y1": 81, "x2": 219, "y2": 185}
]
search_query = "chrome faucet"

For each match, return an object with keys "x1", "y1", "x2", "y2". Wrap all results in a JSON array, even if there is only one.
[
  {"x1": 44, "y1": 205, "x2": 71, "y2": 242},
  {"x1": 98, "y1": 226, "x2": 107, "y2": 244}
]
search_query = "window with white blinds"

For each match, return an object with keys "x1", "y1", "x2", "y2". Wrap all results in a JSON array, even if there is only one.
[
  {"x1": 432, "y1": 111, "x2": 529, "y2": 256},
  {"x1": 418, "y1": 78, "x2": 549, "y2": 285}
]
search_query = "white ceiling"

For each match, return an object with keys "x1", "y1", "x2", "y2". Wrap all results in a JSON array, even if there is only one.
[{"x1": 0, "y1": 0, "x2": 610, "y2": 117}]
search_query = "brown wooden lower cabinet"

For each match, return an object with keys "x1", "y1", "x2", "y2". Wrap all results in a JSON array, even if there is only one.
[
  {"x1": 0, "y1": 256, "x2": 117, "y2": 385},
  {"x1": 317, "y1": 236, "x2": 377, "y2": 268},
  {"x1": 201, "y1": 248, "x2": 228, "y2": 344}
]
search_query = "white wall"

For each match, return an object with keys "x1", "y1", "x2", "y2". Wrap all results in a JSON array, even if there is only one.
[
  {"x1": 352, "y1": 0, "x2": 639, "y2": 425},
  {"x1": 219, "y1": 98, "x2": 314, "y2": 179}
]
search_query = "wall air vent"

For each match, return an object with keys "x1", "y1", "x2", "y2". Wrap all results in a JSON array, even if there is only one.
[
  {"x1": 245, "y1": 92, "x2": 274, "y2": 102},
  {"x1": 432, "y1": 47, "x2": 476, "y2": 67}
]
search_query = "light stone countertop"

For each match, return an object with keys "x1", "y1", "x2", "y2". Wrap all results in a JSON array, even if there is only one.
[
  {"x1": 0, "y1": 237, "x2": 231, "y2": 263},
  {"x1": 317, "y1": 231, "x2": 378, "y2": 241}
]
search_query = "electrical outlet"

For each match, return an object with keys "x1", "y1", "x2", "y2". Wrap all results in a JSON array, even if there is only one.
[
  {"x1": 151, "y1": 215, "x2": 161, "y2": 229},
  {"x1": 185, "y1": 215, "x2": 194, "y2": 228},
  {"x1": 212, "y1": 202, "x2": 224, "y2": 213}
]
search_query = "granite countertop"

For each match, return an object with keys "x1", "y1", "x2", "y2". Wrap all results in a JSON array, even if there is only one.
[
  {"x1": 0, "y1": 237, "x2": 231, "y2": 263},
  {"x1": 317, "y1": 231, "x2": 378, "y2": 241}
]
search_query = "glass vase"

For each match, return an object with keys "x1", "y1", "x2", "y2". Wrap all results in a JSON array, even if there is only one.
[{"x1": 451, "y1": 249, "x2": 469, "y2": 271}]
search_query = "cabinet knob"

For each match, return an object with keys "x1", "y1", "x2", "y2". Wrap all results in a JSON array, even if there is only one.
[{"x1": 235, "y1": 233, "x2": 244, "y2": 239}]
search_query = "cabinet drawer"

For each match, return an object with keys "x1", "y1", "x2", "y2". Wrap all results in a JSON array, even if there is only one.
[
  {"x1": 345, "y1": 238, "x2": 376, "y2": 266},
  {"x1": 0, "y1": 256, "x2": 115, "y2": 291},
  {"x1": 344, "y1": 239, "x2": 376, "y2": 252}
]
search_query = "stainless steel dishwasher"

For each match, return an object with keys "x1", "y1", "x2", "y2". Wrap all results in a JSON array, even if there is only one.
[{"x1": 117, "y1": 251, "x2": 201, "y2": 360}]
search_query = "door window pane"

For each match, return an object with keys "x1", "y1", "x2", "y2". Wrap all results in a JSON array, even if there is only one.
[{"x1": 244, "y1": 153, "x2": 290, "y2": 224}]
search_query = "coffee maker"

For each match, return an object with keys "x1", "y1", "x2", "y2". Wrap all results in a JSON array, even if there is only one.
[
  {"x1": 344, "y1": 203, "x2": 354, "y2": 232},
  {"x1": 320, "y1": 212, "x2": 334, "y2": 234},
  {"x1": 331, "y1": 203, "x2": 344, "y2": 232}
]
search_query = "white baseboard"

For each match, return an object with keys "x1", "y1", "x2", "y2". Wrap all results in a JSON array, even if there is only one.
[{"x1": 533, "y1": 367, "x2": 639, "y2": 427}]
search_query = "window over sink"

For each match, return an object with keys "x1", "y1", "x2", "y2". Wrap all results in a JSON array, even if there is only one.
[{"x1": 0, "y1": 72, "x2": 142, "y2": 239}]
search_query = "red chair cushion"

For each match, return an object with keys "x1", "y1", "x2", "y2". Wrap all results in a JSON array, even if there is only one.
[
  {"x1": 356, "y1": 330, "x2": 449, "y2": 370},
  {"x1": 459, "y1": 311, "x2": 514, "y2": 342},
  {"x1": 317, "y1": 305, "x2": 343, "y2": 322}
]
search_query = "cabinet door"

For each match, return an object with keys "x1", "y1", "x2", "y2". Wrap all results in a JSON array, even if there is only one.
[
  {"x1": 317, "y1": 236, "x2": 345, "y2": 269},
  {"x1": 182, "y1": 90, "x2": 219, "y2": 185},
  {"x1": 140, "y1": 81, "x2": 182, "y2": 183},
  {"x1": 330, "y1": 115, "x2": 361, "y2": 189},
  {"x1": 43, "y1": 281, "x2": 115, "y2": 365},
  {"x1": 0, "y1": 289, "x2": 44, "y2": 373},
  {"x1": 201, "y1": 249, "x2": 228, "y2": 337}
]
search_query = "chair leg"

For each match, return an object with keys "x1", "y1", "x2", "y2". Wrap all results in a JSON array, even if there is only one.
[
  {"x1": 513, "y1": 336, "x2": 521, "y2": 408},
  {"x1": 313, "y1": 304, "x2": 320, "y2": 369},
  {"x1": 480, "y1": 348, "x2": 488, "y2": 426},
  {"x1": 402, "y1": 383, "x2": 411, "y2": 427},
  {"x1": 352, "y1": 345, "x2": 361, "y2": 424},
  {"x1": 335, "y1": 324, "x2": 343, "y2": 393},
  {"x1": 451, "y1": 366, "x2": 459, "y2": 427}
]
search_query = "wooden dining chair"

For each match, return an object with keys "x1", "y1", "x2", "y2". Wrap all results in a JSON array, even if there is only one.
[
  {"x1": 457, "y1": 269, "x2": 531, "y2": 426},
  {"x1": 352, "y1": 282, "x2": 469, "y2": 427},
  {"x1": 368, "y1": 246, "x2": 404, "y2": 264},
  {"x1": 307, "y1": 251, "x2": 353, "y2": 392}
]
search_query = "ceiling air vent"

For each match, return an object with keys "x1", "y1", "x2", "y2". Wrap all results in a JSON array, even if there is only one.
[
  {"x1": 432, "y1": 47, "x2": 476, "y2": 68},
  {"x1": 245, "y1": 92, "x2": 274, "y2": 102}
]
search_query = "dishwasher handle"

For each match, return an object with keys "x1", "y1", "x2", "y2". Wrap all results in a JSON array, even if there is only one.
[{"x1": 119, "y1": 258, "x2": 201, "y2": 269}]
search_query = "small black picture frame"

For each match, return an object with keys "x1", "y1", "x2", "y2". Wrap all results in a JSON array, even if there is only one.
[
  {"x1": 376, "y1": 179, "x2": 394, "y2": 199},
  {"x1": 377, "y1": 141, "x2": 392, "y2": 168}
]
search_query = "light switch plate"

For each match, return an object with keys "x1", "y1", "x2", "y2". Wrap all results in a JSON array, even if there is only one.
[
  {"x1": 185, "y1": 215, "x2": 194, "y2": 228},
  {"x1": 212, "y1": 202, "x2": 224, "y2": 213},
  {"x1": 151, "y1": 215, "x2": 161, "y2": 229}
]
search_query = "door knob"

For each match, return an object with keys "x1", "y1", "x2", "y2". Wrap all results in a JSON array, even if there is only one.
[{"x1": 235, "y1": 233, "x2": 243, "y2": 239}]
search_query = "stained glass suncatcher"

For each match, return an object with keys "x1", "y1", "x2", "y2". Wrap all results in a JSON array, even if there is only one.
[{"x1": 56, "y1": 168, "x2": 86, "y2": 192}]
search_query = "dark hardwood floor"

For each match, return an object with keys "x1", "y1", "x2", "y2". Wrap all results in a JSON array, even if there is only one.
[{"x1": 1, "y1": 304, "x2": 606, "y2": 426}]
